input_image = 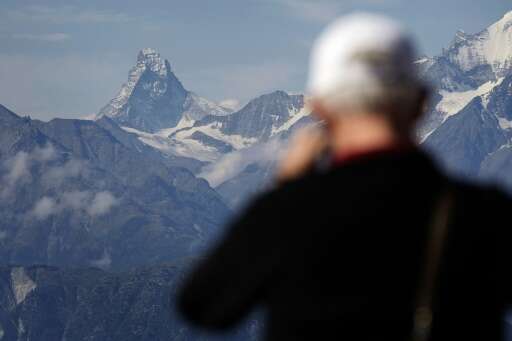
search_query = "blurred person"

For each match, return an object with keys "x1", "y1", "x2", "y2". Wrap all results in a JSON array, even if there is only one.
[{"x1": 177, "y1": 13, "x2": 512, "y2": 341}]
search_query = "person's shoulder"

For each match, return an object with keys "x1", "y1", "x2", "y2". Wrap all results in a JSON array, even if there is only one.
[
  {"x1": 247, "y1": 171, "x2": 325, "y2": 212},
  {"x1": 267, "y1": 171, "x2": 326, "y2": 199},
  {"x1": 222, "y1": 176, "x2": 318, "y2": 234},
  {"x1": 450, "y1": 177, "x2": 512, "y2": 210}
]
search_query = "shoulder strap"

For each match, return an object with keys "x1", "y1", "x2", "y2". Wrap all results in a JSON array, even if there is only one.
[{"x1": 412, "y1": 187, "x2": 455, "y2": 341}]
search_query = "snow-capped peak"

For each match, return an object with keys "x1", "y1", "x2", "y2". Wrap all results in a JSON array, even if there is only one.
[
  {"x1": 502, "y1": 10, "x2": 512, "y2": 22},
  {"x1": 136, "y1": 48, "x2": 169, "y2": 77},
  {"x1": 139, "y1": 47, "x2": 158, "y2": 56},
  {"x1": 445, "y1": 11, "x2": 512, "y2": 75},
  {"x1": 484, "y1": 10, "x2": 512, "y2": 67},
  {"x1": 452, "y1": 29, "x2": 470, "y2": 44},
  {"x1": 97, "y1": 48, "x2": 171, "y2": 119},
  {"x1": 97, "y1": 48, "x2": 232, "y2": 132}
]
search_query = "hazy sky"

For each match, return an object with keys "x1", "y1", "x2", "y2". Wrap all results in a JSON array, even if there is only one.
[{"x1": 0, "y1": 0, "x2": 510, "y2": 120}]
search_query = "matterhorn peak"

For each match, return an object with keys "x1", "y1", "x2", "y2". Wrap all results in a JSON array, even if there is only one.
[
  {"x1": 135, "y1": 48, "x2": 169, "y2": 77},
  {"x1": 138, "y1": 47, "x2": 158, "y2": 57},
  {"x1": 453, "y1": 29, "x2": 469, "y2": 43},
  {"x1": 97, "y1": 48, "x2": 231, "y2": 132},
  {"x1": 96, "y1": 48, "x2": 187, "y2": 131},
  {"x1": 448, "y1": 29, "x2": 473, "y2": 48}
]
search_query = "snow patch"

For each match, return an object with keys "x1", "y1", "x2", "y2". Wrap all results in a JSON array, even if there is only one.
[
  {"x1": 10, "y1": 268, "x2": 36, "y2": 305},
  {"x1": 436, "y1": 78, "x2": 504, "y2": 120},
  {"x1": 91, "y1": 249, "x2": 112, "y2": 269},
  {"x1": 199, "y1": 138, "x2": 285, "y2": 187},
  {"x1": 173, "y1": 123, "x2": 257, "y2": 150},
  {"x1": 219, "y1": 99, "x2": 241, "y2": 111},
  {"x1": 419, "y1": 129, "x2": 435, "y2": 144},
  {"x1": 18, "y1": 319, "x2": 24, "y2": 335},
  {"x1": 498, "y1": 116, "x2": 512, "y2": 130},
  {"x1": 272, "y1": 106, "x2": 311, "y2": 135},
  {"x1": 122, "y1": 125, "x2": 222, "y2": 162},
  {"x1": 172, "y1": 137, "x2": 222, "y2": 162},
  {"x1": 155, "y1": 116, "x2": 195, "y2": 137},
  {"x1": 414, "y1": 58, "x2": 430, "y2": 64}
]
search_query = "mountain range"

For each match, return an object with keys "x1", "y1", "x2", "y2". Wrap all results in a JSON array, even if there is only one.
[
  {"x1": 418, "y1": 11, "x2": 512, "y2": 181},
  {"x1": 0, "y1": 264, "x2": 259, "y2": 341},
  {"x1": 95, "y1": 12, "x2": 512, "y2": 206},
  {"x1": 0, "y1": 104, "x2": 230, "y2": 270},
  {"x1": 1, "y1": 10, "x2": 512, "y2": 341}
]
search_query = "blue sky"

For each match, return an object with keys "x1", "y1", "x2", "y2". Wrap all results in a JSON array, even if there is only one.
[{"x1": 0, "y1": 0, "x2": 510, "y2": 120}]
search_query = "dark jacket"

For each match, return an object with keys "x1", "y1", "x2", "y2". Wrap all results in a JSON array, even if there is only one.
[{"x1": 177, "y1": 149, "x2": 512, "y2": 340}]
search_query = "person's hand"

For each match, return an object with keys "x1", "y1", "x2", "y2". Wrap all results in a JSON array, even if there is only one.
[{"x1": 276, "y1": 125, "x2": 329, "y2": 183}]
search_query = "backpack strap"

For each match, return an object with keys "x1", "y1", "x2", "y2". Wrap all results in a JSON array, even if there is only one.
[{"x1": 412, "y1": 187, "x2": 455, "y2": 341}]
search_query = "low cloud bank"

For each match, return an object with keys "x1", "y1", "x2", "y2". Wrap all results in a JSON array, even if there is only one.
[
  {"x1": 1, "y1": 144, "x2": 58, "y2": 196},
  {"x1": 199, "y1": 138, "x2": 286, "y2": 187},
  {"x1": 32, "y1": 190, "x2": 118, "y2": 220},
  {"x1": 0, "y1": 144, "x2": 118, "y2": 219}
]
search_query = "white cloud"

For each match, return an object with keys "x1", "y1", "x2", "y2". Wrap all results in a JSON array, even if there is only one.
[
  {"x1": 32, "y1": 196, "x2": 58, "y2": 220},
  {"x1": 12, "y1": 33, "x2": 71, "y2": 42},
  {"x1": 1, "y1": 144, "x2": 57, "y2": 197},
  {"x1": 0, "y1": 144, "x2": 85, "y2": 192},
  {"x1": 33, "y1": 144, "x2": 58, "y2": 162},
  {"x1": 4, "y1": 152, "x2": 31, "y2": 188},
  {"x1": 43, "y1": 159, "x2": 87, "y2": 186},
  {"x1": 6, "y1": 6, "x2": 133, "y2": 24},
  {"x1": 199, "y1": 138, "x2": 285, "y2": 187},
  {"x1": 0, "y1": 145, "x2": 117, "y2": 219},
  {"x1": 87, "y1": 191, "x2": 118, "y2": 217},
  {"x1": 90, "y1": 249, "x2": 112, "y2": 269},
  {"x1": 272, "y1": 0, "x2": 403, "y2": 23},
  {"x1": 219, "y1": 99, "x2": 241, "y2": 111},
  {"x1": 31, "y1": 190, "x2": 118, "y2": 220}
]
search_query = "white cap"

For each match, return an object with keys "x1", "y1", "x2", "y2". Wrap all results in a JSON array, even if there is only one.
[{"x1": 307, "y1": 13, "x2": 421, "y2": 112}]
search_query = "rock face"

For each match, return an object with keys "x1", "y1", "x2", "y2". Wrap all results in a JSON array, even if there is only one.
[
  {"x1": 424, "y1": 97, "x2": 510, "y2": 177},
  {"x1": 418, "y1": 11, "x2": 512, "y2": 189},
  {"x1": 98, "y1": 49, "x2": 230, "y2": 133},
  {"x1": 178, "y1": 91, "x2": 307, "y2": 141},
  {"x1": 418, "y1": 11, "x2": 512, "y2": 135},
  {"x1": 0, "y1": 105, "x2": 230, "y2": 270},
  {"x1": 444, "y1": 13, "x2": 512, "y2": 78},
  {"x1": 113, "y1": 89, "x2": 314, "y2": 208},
  {"x1": 200, "y1": 90, "x2": 306, "y2": 140},
  {"x1": 0, "y1": 265, "x2": 260, "y2": 341}
]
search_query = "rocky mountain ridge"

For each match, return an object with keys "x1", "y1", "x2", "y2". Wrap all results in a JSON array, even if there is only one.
[{"x1": 0, "y1": 104, "x2": 230, "y2": 270}]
